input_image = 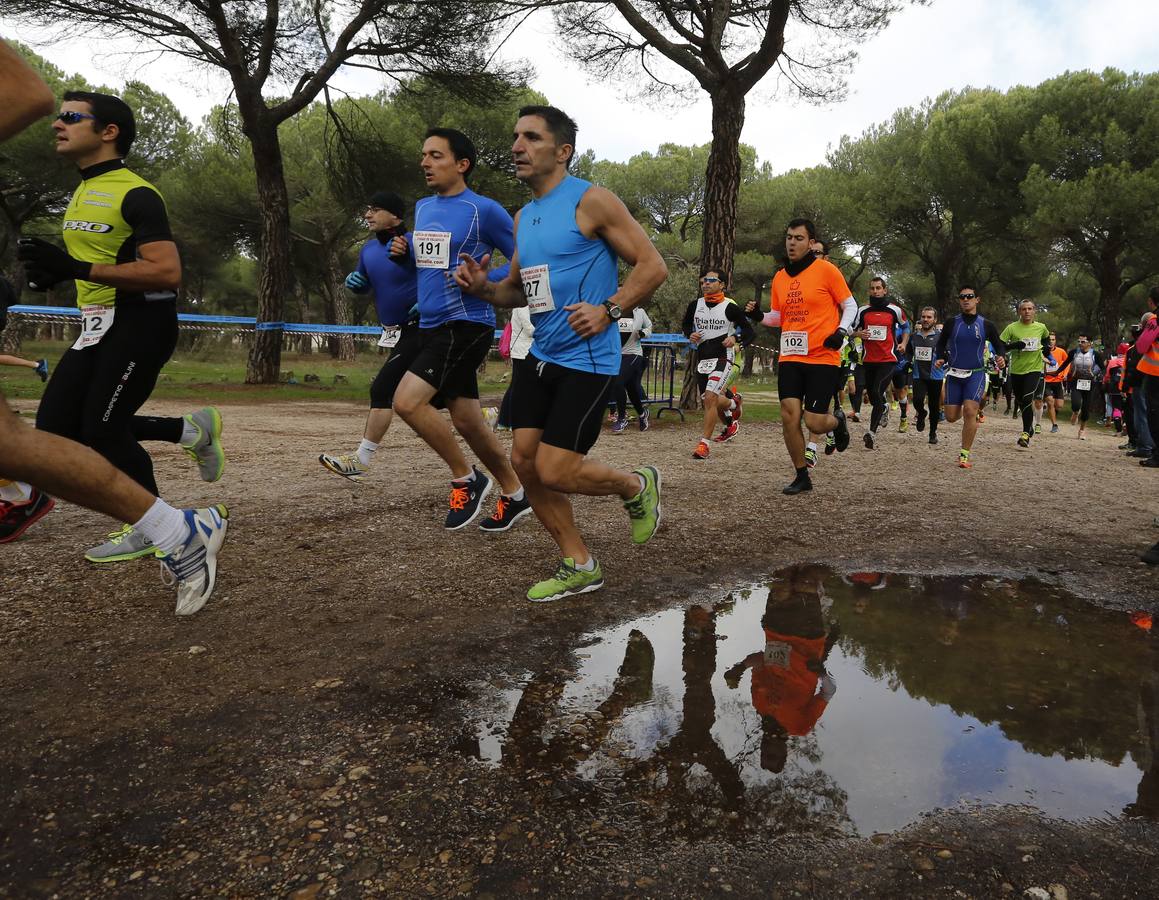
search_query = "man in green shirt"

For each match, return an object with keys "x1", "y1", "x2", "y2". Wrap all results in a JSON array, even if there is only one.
[{"x1": 999, "y1": 299, "x2": 1052, "y2": 449}]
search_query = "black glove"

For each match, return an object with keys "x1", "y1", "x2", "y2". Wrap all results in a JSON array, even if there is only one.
[
  {"x1": 823, "y1": 329, "x2": 846, "y2": 350},
  {"x1": 745, "y1": 302, "x2": 763, "y2": 322},
  {"x1": 1006, "y1": 340, "x2": 1026, "y2": 350},
  {"x1": 17, "y1": 237, "x2": 91, "y2": 289}
]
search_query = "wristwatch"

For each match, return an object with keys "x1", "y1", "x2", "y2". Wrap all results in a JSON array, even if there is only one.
[{"x1": 602, "y1": 301, "x2": 622, "y2": 321}]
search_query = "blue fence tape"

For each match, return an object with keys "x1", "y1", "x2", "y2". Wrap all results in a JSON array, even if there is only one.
[{"x1": 9, "y1": 305, "x2": 691, "y2": 347}]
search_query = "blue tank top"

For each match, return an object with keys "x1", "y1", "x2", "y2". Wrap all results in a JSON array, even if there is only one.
[
  {"x1": 946, "y1": 313, "x2": 990, "y2": 371},
  {"x1": 517, "y1": 176, "x2": 620, "y2": 375},
  {"x1": 357, "y1": 235, "x2": 417, "y2": 326}
]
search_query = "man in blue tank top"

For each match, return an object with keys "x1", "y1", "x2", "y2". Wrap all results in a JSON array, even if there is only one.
[
  {"x1": 388, "y1": 128, "x2": 530, "y2": 533},
  {"x1": 318, "y1": 190, "x2": 421, "y2": 482},
  {"x1": 935, "y1": 286, "x2": 1007, "y2": 469},
  {"x1": 454, "y1": 105, "x2": 667, "y2": 603}
]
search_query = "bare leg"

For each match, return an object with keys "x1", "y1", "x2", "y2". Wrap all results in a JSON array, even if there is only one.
[
  {"x1": 0, "y1": 400, "x2": 152, "y2": 522},
  {"x1": 701, "y1": 392, "x2": 722, "y2": 440},
  {"x1": 0, "y1": 355, "x2": 38, "y2": 370},
  {"x1": 364, "y1": 407, "x2": 394, "y2": 444},
  {"x1": 511, "y1": 430, "x2": 588, "y2": 563},
  {"x1": 448, "y1": 396, "x2": 521, "y2": 495},
  {"x1": 392, "y1": 373, "x2": 474, "y2": 480},
  {"x1": 961, "y1": 400, "x2": 981, "y2": 450}
]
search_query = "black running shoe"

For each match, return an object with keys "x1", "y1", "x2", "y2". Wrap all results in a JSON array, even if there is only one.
[
  {"x1": 915, "y1": 413, "x2": 926, "y2": 432},
  {"x1": 479, "y1": 492, "x2": 533, "y2": 533},
  {"x1": 445, "y1": 467, "x2": 492, "y2": 530},
  {"x1": 782, "y1": 473, "x2": 813, "y2": 495},
  {"x1": 929, "y1": 432, "x2": 938, "y2": 445},
  {"x1": 1143, "y1": 541, "x2": 1159, "y2": 566},
  {"x1": 863, "y1": 431, "x2": 875, "y2": 450},
  {"x1": 832, "y1": 406, "x2": 850, "y2": 452}
]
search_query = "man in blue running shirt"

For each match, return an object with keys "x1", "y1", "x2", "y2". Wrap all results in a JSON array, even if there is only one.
[
  {"x1": 935, "y1": 286, "x2": 1007, "y2": 469},
  {"x1": 389, "y1": 128, "x2": 530, "y2": 533},
  {"x1": 454, "y1": 106, "x2": 667, "y2": 603},
  {"x1": 318, "y1": 190, "x2": 419, "y2": 482}
]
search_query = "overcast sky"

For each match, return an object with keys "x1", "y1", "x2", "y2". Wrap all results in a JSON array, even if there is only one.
[{"x1": 5, "y1": 0, "x2": 1158, "y2": 173}]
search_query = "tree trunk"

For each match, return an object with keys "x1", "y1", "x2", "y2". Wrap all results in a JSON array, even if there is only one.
[
  {"x1": 679, "y1": 349, "x2": 701, "y2": 411},
  {"x1": 1096, "y1": 246, "x2": 1123, "y2": 350},
  {"x1": 245, "y1": 120, "x2": 292, "y2": 384},
  {"x1": 321, "y1": 247, "x2": 356, "y2": 361},
  {"x1": 701, "y1": 87, "x2": 746, "y2": 279}
]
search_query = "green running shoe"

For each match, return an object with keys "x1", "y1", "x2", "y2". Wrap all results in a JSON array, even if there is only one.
[
  {"x1": 526, "y1": 558, "x2": 604, "y2": 603},
  {"x1": 183, "y1": 407, "x2": 225, "y2": 482},
  {"x1": 85, "y1": 524, "x2": 156, "y2": 563},
  {"x1": 624, "y1": 465, "x2": 661, "y2": 544}
]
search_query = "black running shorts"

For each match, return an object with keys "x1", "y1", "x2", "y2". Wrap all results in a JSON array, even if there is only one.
[
  {"x1": 1045, "y1": 381, "x2": 1064, "y2": 401},
  {"x1": 370, "y1": 323, "x2": 446, "y2": 409},
  {"x1": 407, "y1": 321, "x2": 493, "y2": 401},
  {"x1": 510, "y1": 354, "x2": 614, "y2": 454},
  {"x1": 777, "y1": 362, "x2": 841, "y2": 415}
]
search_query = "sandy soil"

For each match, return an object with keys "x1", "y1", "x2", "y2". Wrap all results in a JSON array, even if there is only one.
[{"x1": 2, "y1": 396, "x2": 1157, "y2": 897}]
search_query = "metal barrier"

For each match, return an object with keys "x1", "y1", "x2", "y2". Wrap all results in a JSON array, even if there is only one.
[{"x1": 608, "y1": 339, "x2": 686, "y2": 421}]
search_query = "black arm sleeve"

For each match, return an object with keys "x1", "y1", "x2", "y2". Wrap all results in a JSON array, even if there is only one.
[
  {"x1": 681, "y1": 300, "x2": 697, "y2": 338},
  {"x1": 1056, "y1": 348, "x2": 1078, "y2": 378},
  {"x1": 725, "y1": 301, "x2": 755, "y2": 344},
  {"x1": 985, "y1": 319, "x2": 1007, "y2": 356},
  {"x1": 935, "y1": 319, "x2": 953, "y2": 360},
  {"x1": 121, "y1": 186, "x2": 173, "y2": 245}
]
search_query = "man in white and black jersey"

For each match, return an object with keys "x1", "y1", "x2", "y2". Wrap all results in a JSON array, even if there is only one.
[{"x1": 683, "y1": 269, "x2": 749, "y2": 460}]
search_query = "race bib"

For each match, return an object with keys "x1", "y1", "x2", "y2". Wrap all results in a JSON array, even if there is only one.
[
  {"x1": 763, "y1": 640, "x2": 791, "y2": 669},
  {"x1": 520, "y1": 264, "x2": 555, "y2": 314},
  {"x1": 780, "y1": 331, "x2": 808, "y2": 356},
  {"x1": 914, "y1": 346, "x2": 933, "y2": 362},
  {"x1": 377, "y1": 326, "x2": 401, "y2": 349},
  {"x1": 412, "y1": 230, "x2": 451, "y2": 268},
  {"x1": 73, "y1": 305, "x2": 114, "y2": 350},
  {"x1": 618, "y1": 318, "x2": 635, "y2": 333},
  {"x1": 948, "y1": 367, "x2": 973, "y2": 379},
  {"x1": 866, "y1": 325, "x2": 888, "y2": 342},
  {"x1": 697, "y1": 358, "x2": 720, "y2": 374},
  {"x1": 1076, "y1": 379, "x2": 1092, "y2": 392},
  {"x1": 1023, "y1": 337, "x2": 1041, "y2": 352}
]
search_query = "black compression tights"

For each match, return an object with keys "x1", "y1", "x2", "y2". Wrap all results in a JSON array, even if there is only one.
[
  {"x1": 36, "y1": 303, "x2": 179, "y2": 495},
  {"x1": 1009, "y1": 372, "x2": 1042, "y2": 434},
  {"x1": 912, "y1": 378, "x2": 942, "y2": 433},
  {"x1": 864, "y1": 362, "x2": 895, "y2": 433}
]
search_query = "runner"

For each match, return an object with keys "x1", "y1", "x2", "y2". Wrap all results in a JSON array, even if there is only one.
[
  {"x1": 1044, "y1": 331, "x2": 1068, "y2": 432},
  {"x1": 745, "y1": 218, "x2": 854, "y2": 494},
  {"x1": 934, "y1": 286, "x2": 1007, "y2": 469},
  {"x1": 611, "y1": 304, "x2": 653, "y2": 434},
  {"x1": 999, "y1": 298, "x2": 1051, "y2": 449},
  {"x1": 453, "y1": 104, "x2": 665, "y2": 601},
  {"x1": 0, "y1": 40, "x2": 228, "y2": 614},
  {"x1": 16, "y1": 89, "x2": 225, "y2": 563},
  {"x1": 318, "y1": 190, "x2": 419, "y2": 482},
  {"x1": 908, "y1": 306, "x2": 944, "y2": 445},
  {"x1": 683, "y1": 269, "x2": 750, "y2": 459},
  {"x1": 851, "y1": 276, "x2": 907, "y2": 450},
  {"x1": 0, "y1": 275, "x2": 48, "y2": 382},
  {"x1": 1053, "y1": 333, "x2": 1104, "y2": 440},
  {"x1": 387, "y1": 127, "x2": 530, "y2": 531},
  {"x1": 1104, "y1": 343, "x2": 1128, "y2": 436},
  {"x1": 846, "y1": 334, "x2": 865, "y2": 423},
  {"x1": 1138, "y1": 293, "x2": 1159, "y2": 469}
]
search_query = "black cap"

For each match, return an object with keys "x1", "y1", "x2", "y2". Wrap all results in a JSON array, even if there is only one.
[{"x1": 367, "y1": 191, "x2": 405, "y2": 218}]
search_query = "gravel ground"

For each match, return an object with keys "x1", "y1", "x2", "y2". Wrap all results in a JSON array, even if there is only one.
[{"x1": 2, "y1": 396, "x2": 1157, "y2": 898}]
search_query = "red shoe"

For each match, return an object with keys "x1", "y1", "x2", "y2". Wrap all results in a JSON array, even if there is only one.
[
  {"x1": 0, "y1": 489, "x2": 56, "y2": 543},
  {"x1": 693, "y1": 440, "x2": 710, "y2": 460},
  {"x1": 731, "y1": 393, "x2": 743, "y2": 424},
  {"x1": 714, "y1": 421, "x2": 739, "y2": 443},
  {"x1": 976, "y1": 413, "x2": 986, "y2": 424}
]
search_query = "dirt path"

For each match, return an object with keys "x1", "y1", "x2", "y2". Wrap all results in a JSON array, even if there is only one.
[{"x1": 2, "y1": 398, "x2": 1157, "y2": 897}]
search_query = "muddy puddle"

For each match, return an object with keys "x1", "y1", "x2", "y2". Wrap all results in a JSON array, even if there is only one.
[{"x1": 466, "y1": 566, "x2": 1159, "y2": 838}]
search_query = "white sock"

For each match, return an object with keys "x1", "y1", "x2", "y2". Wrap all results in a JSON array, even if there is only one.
[
  {"x1": 506, "y1": 487, "x2": 526, "y2": 502},
  {"x1": 574, "y1": 556, "x2": 596, "y2": 572},
  {"x1": 356, "y1": 439, "x2": 378, "y2": 466},
  {"x1": 727, "y1": 399, "x2": 736, "y2": 411},
  {"x1": 0, "y1": 480, "x2": 33, "y2": 504},
  {"x1": 806, "y1": 441, "x2": 817, "y2": 453},
  {"x1": 1034, "y1": 406, "x2": 1042, "y2": 425},
  {"x1": 636, "y1": 473, "x2": 646, "y2": 494},
  {"x1": 132, "y1": 497, "x2": 187, "y2": 555},
  {"x1": 179, "y1": 418, "x2": 200, "y2": 447},
  {"x1": 453, "y1": 467, "x2": 478, "y2": 484}
]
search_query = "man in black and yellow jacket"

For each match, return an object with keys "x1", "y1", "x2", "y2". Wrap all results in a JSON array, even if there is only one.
[{"x1": 18, "y1": 90, "x2": 225, "y2": 563}]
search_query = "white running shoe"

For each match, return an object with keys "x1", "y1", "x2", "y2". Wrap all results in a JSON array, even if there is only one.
[
  {"x1": 318, "y1": 452, "x2": 368, "y2": 481},
  {"x1": 160, "y1": 506, "x2": 229, "y2": 616}
]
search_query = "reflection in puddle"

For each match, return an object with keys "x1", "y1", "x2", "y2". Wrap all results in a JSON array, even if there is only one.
[{"x1": 470, "y1": 566, "x2": 1159, "y2": 837}]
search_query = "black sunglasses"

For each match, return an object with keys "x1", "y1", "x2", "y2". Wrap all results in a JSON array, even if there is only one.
[
  {"x1": 958, "y1": 293, "x2": 977, "y2": 299},
  {"x1": 56, "y1": 111, "x2": 98, "y2": 125}
]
